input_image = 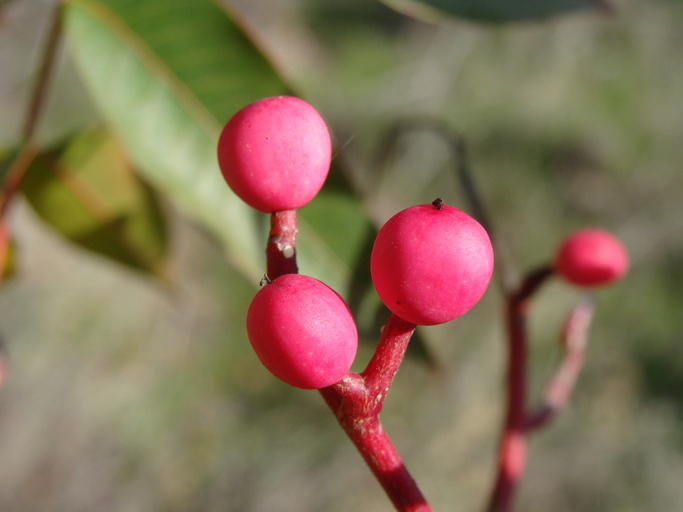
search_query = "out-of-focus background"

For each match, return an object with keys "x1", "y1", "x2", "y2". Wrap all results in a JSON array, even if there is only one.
[{"x1": 1, "y1": 0, "x2": 682, "y2": 510}]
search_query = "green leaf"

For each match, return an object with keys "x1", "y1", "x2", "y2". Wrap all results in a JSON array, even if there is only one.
[
  {"x1": 62, "y1": 0, "x2": 291, "y2": 282},
  {"x1": 381, "y1": 0, "x2": 603, "y2": 22},
  {"x1": 298, "y1": 191, "x2": 369, "y2": 269},
  {"x1": 22, "y1": 128, "x2": 169, "y2": 278}
]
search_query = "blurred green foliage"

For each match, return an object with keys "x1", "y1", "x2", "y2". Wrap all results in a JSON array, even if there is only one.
[{"x1": 0, "y1": 0, "x2": 682, "y2": 511}]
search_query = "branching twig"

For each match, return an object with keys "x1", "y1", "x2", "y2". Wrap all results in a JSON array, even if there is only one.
[
  {"x1": 1, "y1": 4, "x2": 63, "y2": 215},
  {"x1": 488, "y1": 266, "x2": 595, "y2": 512},
  {"x1": 266, "y1": 209, "x2": 431, "y2": 512},
  {"x1": 525, "y1": 298, "x2": 595, "y2": 431}
]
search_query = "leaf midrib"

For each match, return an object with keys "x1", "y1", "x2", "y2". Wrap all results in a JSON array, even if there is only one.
[{"x1": 70, "y1": 0, "x2": 222, "y2": 139}]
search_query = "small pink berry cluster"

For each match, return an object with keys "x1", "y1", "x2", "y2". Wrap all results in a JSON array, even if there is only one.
[
  {"x1": 217, "y1": 96, "x2": 631, "y2": 511},
  {"x1": 217, "y1": 96, "x2": 495, "y2": 389}
]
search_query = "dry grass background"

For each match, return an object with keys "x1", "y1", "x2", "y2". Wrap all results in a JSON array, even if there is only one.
[{"x1": 1, "y1": 0, "x2": 682, "y2": 511}]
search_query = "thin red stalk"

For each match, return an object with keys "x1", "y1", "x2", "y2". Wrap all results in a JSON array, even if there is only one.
[
  {"x1": 486, "y1": 298, "x2": 530, "y2": 512},
  {"x1": 0, "y1": 144, "x2": 40, "y2": 216},
  {"x1": 266, "y1": 209, "x2": 298, "y2": 278},
  {"x1": 361, "y1": 314, "x2": 417, "y2": 408},
  {"x1": 1, "y1": 5, "x2": 62, "y2": 215},
  {"x1": 319, "y1": 313, "x2": 430, "y2": 512},
  {"x1": 268, "y1": 210, "x2": 430, "y2": 511},
  {"x1": 321, "y1": 370, "x2": 431, "y2": 512},
  {"x1": 486, "y1": 267, "x2": 552, "y2": 512},
  {"x1": 525, "y1": 299, "x2": 594, "y2": 431},
  {"x1": 337, "y1": 407, "x2": 431, "y2": 512}
]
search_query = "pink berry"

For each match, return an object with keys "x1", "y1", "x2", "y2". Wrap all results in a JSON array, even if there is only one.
[
  {"x1": 217, "y1": 96, "x2": 332, "y2": 213},
  {"x1": 246, "y1": 274, "x2": 358, "y2": 389},
  {"x1": 554, "y1": 228, "x2": 628, "y2": 286},
  {"x1": 370, "y1": 200, "x2": 494, "y2": 326}
]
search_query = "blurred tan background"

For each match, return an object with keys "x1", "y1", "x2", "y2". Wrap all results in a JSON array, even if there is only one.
[{"x1": 1, "y1": 0, "x2": 682, "y2": 511}]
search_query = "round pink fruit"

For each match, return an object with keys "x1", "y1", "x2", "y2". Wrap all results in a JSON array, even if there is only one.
[
  {"x1": 246, "y1": 274, "x2": 358, "y2": 389},
  {"x1": 217, "y1": 96, "x2": 332, "y2": 213},
  {"x1": 554, "y1": 228, "x2": 628, "y2": 286},
  {"x1": 370, "y1": 200, "x2": 494, "y2": 326}
]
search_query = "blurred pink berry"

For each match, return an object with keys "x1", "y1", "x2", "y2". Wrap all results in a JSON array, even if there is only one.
[
  {"x1": 554, "y1": 228, "x2": 629, "y2": 286},
  {"x1": 247, "y1": 274, "x2": 358, "y2": 389},
  {"x1": 370, "y1": 200, "x2": 494, "y2": 326},
  {"x1": 217, "y1": 96, "x2": 332, "y2": 213}
]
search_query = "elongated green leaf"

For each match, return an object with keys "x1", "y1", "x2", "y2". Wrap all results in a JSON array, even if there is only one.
[
  {"x1": 63, "y1": 0, "x2": 290, "y2": 282},
  {"x1": 381, "y1": 0, "x2": 603, "y2": 22},
  {"x1": 298, "y1": 191, "x2": 369, "y2": 269},
  {"x1": 22, "y1": 128, "x2": 169, "y2": 277}
]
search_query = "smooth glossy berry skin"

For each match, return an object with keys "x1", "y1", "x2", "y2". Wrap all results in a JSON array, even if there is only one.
[
  {"x1": 217, "y1": 96, "x2": 332, "y2": 213},
  {"x1": 246, "y1": 274, "x2": 358, "y2": 389},
  {"x1": 370, "y1": 201, "x2": 494, "y2": 326},
  {"x1": 554, "y1": 228, "x2": 628, "y2": 286}
]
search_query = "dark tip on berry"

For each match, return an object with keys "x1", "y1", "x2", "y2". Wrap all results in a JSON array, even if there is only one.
[
  {"x1": 260, "y1": 274, "x2": 272, "y2": 286},
  {"x1": 431, "y1": 198, "x2": 443, "y2": 210}
]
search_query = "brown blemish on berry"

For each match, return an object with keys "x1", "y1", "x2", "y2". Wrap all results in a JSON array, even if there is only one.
[{"x1": 431, "y1": 198, "x2": 443, "y2": 210}]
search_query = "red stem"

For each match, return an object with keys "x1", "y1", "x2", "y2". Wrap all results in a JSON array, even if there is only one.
[
  {"x1": 362, "y1": 314, "x2": 417, "y2": 408},
  {"x1": 319, "y1": 314, "x2": 430, "y2": 512},
  {"x1": 320, "y1": 366, "x2": 430, "y2": 512},
  {"x1": 266, "y1": 209, "x2": 298, "y2": 278},
  {"x1": 487, "y1": 267, "x2": 595, "y2": 511},
  {"x1": 486, "y1": 267, "x2": 552, "y2": 512},
  {"x1": 486, "y1": 298, "x2": 530, "y2": 512},
  {"x1": 267, "y1": 211, "x2": 430, "y2": 511},
  {"x1": 525, "y1": 299, "x2": 594, "y2": 431}
]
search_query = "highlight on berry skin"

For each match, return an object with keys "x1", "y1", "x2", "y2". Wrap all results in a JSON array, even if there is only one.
[
  {"x1": 370, "y1": 200, "x2": 494, "y2": 326},
  {"x1": 553, "y1": 228, "x2": 629, "y2": 287},
  {"x1": 217, "y1": 96, "x2": 332, "y2": 213},
  {"x1": 246, "y1": 274, "x2": 358, "y2": 389}
]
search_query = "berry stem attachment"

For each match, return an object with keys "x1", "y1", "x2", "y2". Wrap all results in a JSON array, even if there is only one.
[
  {"x1": 319, "y1": 314, "x2": 429, "y2": 511},
  {"x1": 264, "y1": 206, "x2": 429, "y2": 510},
  {"x1": 320, "y1": 333, "x2": 430, "y2": 511},
  {"x1": 266, "y1": 209, "x2": 298, "y2": 279},
  {"x1": 362, "y1": 313, "x2": 417, "y2": 412}
]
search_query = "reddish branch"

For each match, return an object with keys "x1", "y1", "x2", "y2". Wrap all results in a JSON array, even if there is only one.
[
  {"x1": 486, "y1": 284, "x2": 535, "y2": 512},
  {"x1": 1, "y1": 5, "x2": 63, "y2": 260},
  {"x1": 2, "y1": 5, "x2": 62, "y2": 204},
  {"x1": 525, "y1": 299, "x2": 594, "y2": 431},
  {"x1": 487, "y1": 267, "x2": 594, "y2": 512},
  {"x1": 267, "y1": 210, "x2": 431, "y2": 512},
  {"x1": 323, "y1": 314, "x2": 430, "y2": 512},
  {"x1": 266, "y1": 209, "x2": 298, "y2": 278}
]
